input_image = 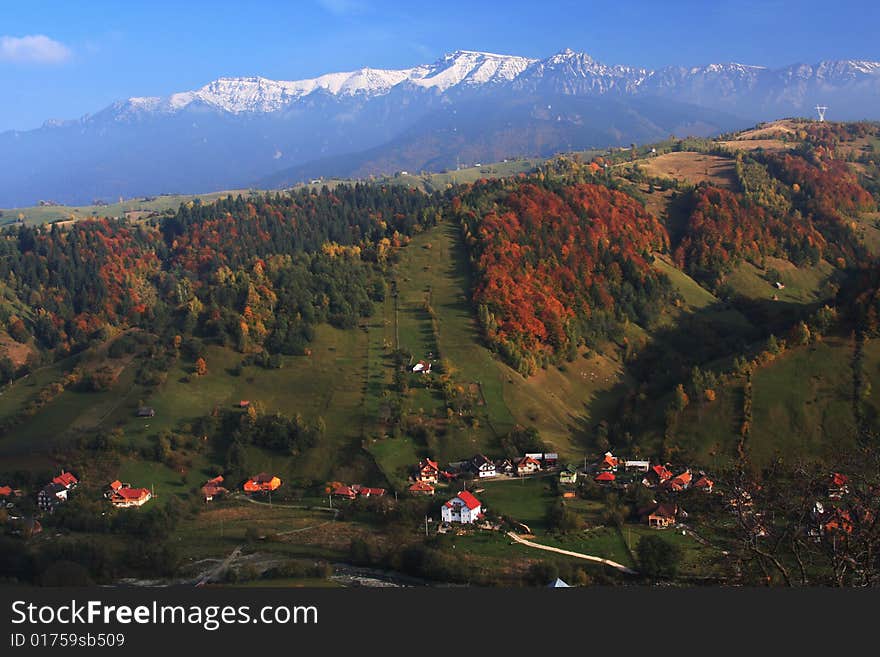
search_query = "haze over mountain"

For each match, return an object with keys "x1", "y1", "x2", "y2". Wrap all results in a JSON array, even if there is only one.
[{"x1": 2, "y1": 48, "x2": 879, "y2": 207}]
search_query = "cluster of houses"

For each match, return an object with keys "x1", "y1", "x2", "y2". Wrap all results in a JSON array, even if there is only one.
[
  {"x1": 445, "y1": 452, "x2": 560, "y2": 480},
  {"x1": 407, "y1": 453, "x2": 560, "y2": 498},
  {"x1": 584, "y1": 452, "x2": 715, "y2": 528},
  {"x1": 243, "y1": 473, "x2": 282, "y2": 494},
  {"x1": 808, "y1": 473, "x2": 873, "y2": 540},
  {"x1": 330, "y1": 483, "x2": 387, "y2": 500}
]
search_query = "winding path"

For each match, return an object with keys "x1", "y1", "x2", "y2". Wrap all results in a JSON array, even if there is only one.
[{"x1": 506, "y1": 531, "x2": 638, "y2": 575}]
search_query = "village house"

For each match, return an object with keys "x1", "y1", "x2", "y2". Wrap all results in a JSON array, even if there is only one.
[
  {"x1": 0, "y1": 485, "x2": 12, "y2": 498},
  {"x1": 594, "y1": 471, "x2": 616, "y2": 485},
  {"x1": 353, "y1": 485, "x2": 386, "y2": 498},
  {"x1": 104, "y1": 480, "x2": 125, "y2": 499},
  {"x1": 643, "y1": 464, "x2": 674, "y2": 487},
  {"x1": 440, "y1": 491, "x2": 483, "y2": 524},
  {"x1": 624, "y1": 460, "x2": 650, "y2": 473},
  {"x1": 470, "y1": 454, "x2": 497, "y2": 478},
  {"x1": 52, "y1": 471, "x2": 79, "y2": 490},
  {"x1": 136, "y1": 406, "x2": 156, "y2": 417},
  {"x1": 828, "y1": 473, "x2": 849, "y2": 499},
  {"x1": 664, "y1": 470, "x2": 693, "y2": 492},
  {"x1": 408, "y1": 481, "x2": 435, "y2": 495},
  {"x1": 110, "y1": 486, "x2": 153, "y2": 508},
  {"x1": 416, "y1": 458, "x2": 440, "y2": 484},
  {"x1": 331, "y1": 485, "x2": 357, "y2": 500},
  {"x1": 37, "y1": 483, "x2": 68, "y2": 513},
  {"x1": 596, "y1": 451, "x2": 620, "y2": 472},
  {"x1": 201, "y1": 476, "x2": 228, "y2": 502},
  {"x1": 542, "y1": 453, "x2": 559, "y2": 468},
  {"x1": 559, "y1": 468, "x2": 578, "y2": 485},
  {"x1": 495, "y1": 459, "x2": 515, "y2": 476},
  {"x1": 412, "y1": 360, "x2": 432, "y2": 374},
  {"x1": 693, "y1": 475, "x2": 714, "y2": 493},
  {"x1": 516, "y1": 456, "x2": 542, "y2": 477},
  {"x1": 243, "y1": 473, "x2": 282, "y2": 493},
  {"x1": 642, "y1": 502, "x2": 679, "y2": 528}
]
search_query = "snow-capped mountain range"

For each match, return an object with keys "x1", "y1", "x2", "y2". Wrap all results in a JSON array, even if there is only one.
[
  {"x1": 117, "y1": 51, "x2": 537, "y2": 115},
  {"x1": 2, "y1": 48, "x2": 879, "y2": 207},
  {"x1": 101, "y1": 48, "x2": 880, "y2": 118}
]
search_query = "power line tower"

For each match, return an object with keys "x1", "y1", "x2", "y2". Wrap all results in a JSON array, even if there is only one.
[{"x1": 815, "y1": 105, "x2": 828, "y2": 122}]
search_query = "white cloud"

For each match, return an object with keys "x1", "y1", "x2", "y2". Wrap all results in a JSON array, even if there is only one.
[{"x1": 0, "y1": 34, "x2": 72, "y2": 64}]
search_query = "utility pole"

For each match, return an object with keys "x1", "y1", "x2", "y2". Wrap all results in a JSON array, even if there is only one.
[{"x1": 425, "y1": 515, "x2": 429, "y2": 536}]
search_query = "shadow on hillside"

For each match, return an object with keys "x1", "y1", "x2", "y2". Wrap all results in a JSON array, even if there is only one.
[{"x1": 569, "y1": 294, "x2": 820, "y2": 454}]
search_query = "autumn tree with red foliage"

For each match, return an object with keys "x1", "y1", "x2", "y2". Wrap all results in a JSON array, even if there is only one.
[{"x1": 456, "y1": 179, "x2": 673, "y2": 375}]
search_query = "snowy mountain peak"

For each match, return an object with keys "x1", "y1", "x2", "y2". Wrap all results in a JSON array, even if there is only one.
[{"x1": 111, "y1": 48, "x2": 880, "y2": 119}]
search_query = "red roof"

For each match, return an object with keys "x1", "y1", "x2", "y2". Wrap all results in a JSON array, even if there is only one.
[
  {"x1": 206, "y1": 475, "x2": 224, "y2": 485},
  {"x1": 830, "y1": 473, "x2": 849, "y2": 487},
  {"x1": 517, "y1": 456, "x2": 541, "y2": 467},
  {"x1": 108, "y1": 480, "x2": 123, "y2": 491},
  {"x1": 409, "y1": 481, "x2": 435, "y2": 492},
  {"x1": 651, "y1": 465, "x2": 673, "y2": 481},
  {"x1": 694, "y1": 476, "x2": 714, "y2": 489},
  {"x1": 358, "y1": 487, "x2": 386, "y2": 497},
  {"x1": 332, "y1": 485, "x2": 356, "y2": 497},
  {"x1": 452, "y1": 490, "x2": 481, "y2": 510},
  {"x1": 0, "y1": 485, "x2": 12, "y2": 497},
  {"x1": 53, "y1": 471, "x2": 78, "y2": 487},
  {"x1": 114, "y1": 487, "x2": 150, "y2": 500},
  {"x1": 595, "y1": 472, "x2": 616, "y2": 482}
]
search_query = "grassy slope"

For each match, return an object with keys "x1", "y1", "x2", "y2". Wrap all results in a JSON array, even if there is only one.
[
  {"x1": 1, "y1": 189, "x2": 254, "y2": 227},
  {"x1": 725, "y1": 257, "x2": 837, "y2": 304},
  {"x1": 676, "y1": 336, "x2": 880, "y2": 468},
  {"x1": 653, "y1": 254, "x2": 717, "y2": 310}
]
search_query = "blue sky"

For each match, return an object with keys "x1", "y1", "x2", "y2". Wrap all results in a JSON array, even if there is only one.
[{"x1": 1, "y1": 0, "x2": 878, "y2": 131}]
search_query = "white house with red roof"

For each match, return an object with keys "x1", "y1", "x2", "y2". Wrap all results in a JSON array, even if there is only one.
[
  {"x1": 441, "y1": 491, "x2": 483, "y2": 523},
  {"x1": 516, "y1": 456, "x2": 542, "y2": 477},
  {"x1": 109, "y1": 487, "x2": 152, "y2": 508}
]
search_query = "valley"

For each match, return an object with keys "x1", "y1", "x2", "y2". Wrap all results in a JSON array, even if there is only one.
[{"x1": 1, "y1": 118, "x2": 879, "y2": 589}]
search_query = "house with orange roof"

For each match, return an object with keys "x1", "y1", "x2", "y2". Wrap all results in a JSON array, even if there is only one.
[
  {"x1": 354, "y1": 485, "x2": 386, "y2": 498},
  {"x1": 664, "y1": 470, "x2": 693, "y2": 492},
  {"x1": 693, "y1": 475, "x2": 714, "y2": 493},
  {"x1": 0, "y1": 485, "x2": 13, "y2": 498},
  {"x1": 595, "y1": 471, "x2": 616, "y2": 485},
  {"x1": 331, "y1": 485, "x2": 357, "y2": 500},
  {"x1": 828, "y1": 473, "x2": 849, "y2": 499},
  {"x1": 243, "y1": 473, "x2": 282, "y2": 493},
  {"x1": 52, "y1": 471, "x2": 78, "y2": 490},
  {"x1": 201, "y1": 476, "x2": 228, "y2": 502},
  {"x1": 408, "y1": 481, "x2": 435, "y2": 496},
  {"x1": 104, "y1": 480, "x2": 126, "y2": 499},
  {"x1": 643, "y1": 464, "x2": 674, "y2": 487},
  {"x1": 596, "y1": 451, "x2": 620, "y2": 472},
  {"x1": 110, "y1": 486, "x2": 152, "y2": 508}
]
